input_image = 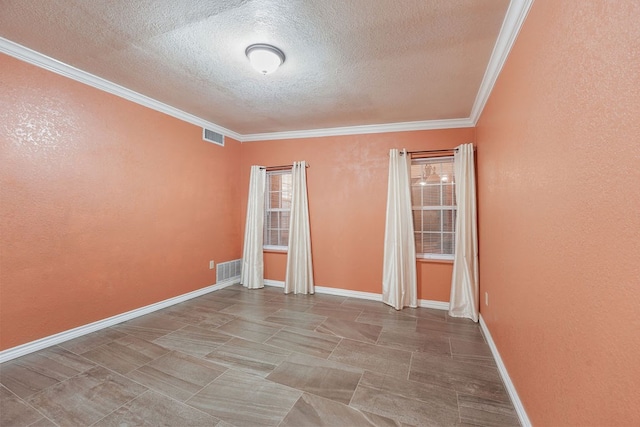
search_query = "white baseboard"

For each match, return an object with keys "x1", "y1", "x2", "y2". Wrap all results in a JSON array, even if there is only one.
[
  {"x1": 316, "y1": 285, "x2": 382, "y2": 301},
  {"x1": 2, "y1": 279, "x2": 527, "y2": 426},
  {"x1": 419, "y1": 299, "x2": 450, "y2": 310},
  {"x1": 263, "y1": 279, "x2": 284, "y2": 288},
  {"x1": 479, "y1": 314, "x2": 531, "y2": 427},
  {"x1": 1, "y1": 278, "x2": 449, "y2": 363},
  {"x1": 263, "y1": 280, "x2": 449, "y2": 309},
  {"x1": 0, "y1": 279, "x2": 239, "y2": 363}
]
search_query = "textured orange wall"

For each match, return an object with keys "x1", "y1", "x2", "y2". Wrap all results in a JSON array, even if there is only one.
[
  {"x1": 416, "y1": 260, "x2": 452, "y2": 302},
  {"x1": 263, "y1": 251, "x2": 287, "y2": 282},
  {"x1": 476, "y1": 2, "x2": 640, "y2": 425},
  {"x1": 240, "y1": 129, "x2": 474, "y2": 300},
  {"x1": 0, "y1": 54, "x2": 243, "y2": 350}
]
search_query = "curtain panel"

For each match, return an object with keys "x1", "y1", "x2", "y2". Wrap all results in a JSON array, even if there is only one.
[
  {"x1": 449, "y1": 143, "x2": 479, "y2": 321},
  {"x1": 284, "y1": 161, "x2": 314, "y2": 294},
  {"x1": 382, "y1": 149, "x2": 418, "y2": 310},
  {"x1": 241, "y1": 165, "x2": 266, "y2": 290}
]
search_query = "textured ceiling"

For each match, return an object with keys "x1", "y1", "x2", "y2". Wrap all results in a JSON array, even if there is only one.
[{"x1": 0, "y1": 0, "x2": 511, "y2": 136}]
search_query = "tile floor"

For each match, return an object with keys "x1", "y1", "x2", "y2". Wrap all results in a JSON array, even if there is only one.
[{"x1": 0, "y1": 285, "x2": 520, "y2": 426}]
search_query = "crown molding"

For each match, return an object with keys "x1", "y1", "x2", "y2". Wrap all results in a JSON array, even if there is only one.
[
  {"x1": 0, "y1": 37, "x2": 243, "y2": 141},
  {"x1": 469, "y1": 0, "x2": 534, "y2": 124},
  {"x1": 1, "y1": 0, "x2": 531, "y2": 143},
  {"x1": 240, "y1": 118, "x2": 474, "y2": 142}
]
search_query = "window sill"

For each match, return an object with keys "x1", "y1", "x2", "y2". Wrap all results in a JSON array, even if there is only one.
[
  {"x1": 416, "y1": 256, "x2": 454, "y2": 264},
  {"x1": 263, "y1": 247, "x2": 288, "y2": 254}
]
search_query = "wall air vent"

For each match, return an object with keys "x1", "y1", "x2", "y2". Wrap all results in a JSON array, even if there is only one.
[
  {"x1": 216, "y1": 259, "x2": 241, "y2": 284},
  {"x1": 203, "y1": 128, "x2": 225, "y2": 146}
]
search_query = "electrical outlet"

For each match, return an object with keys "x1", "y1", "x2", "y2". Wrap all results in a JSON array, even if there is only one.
[
  {"x1": 485, "y1": 292, "x2": 489, "y2": 306},
  {"x1": 209, "y1": 260, "x2": 215, "y2": 270}
]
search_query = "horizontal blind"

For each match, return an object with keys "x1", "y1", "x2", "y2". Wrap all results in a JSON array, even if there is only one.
[
  {"x1": 410, "y1": 157, "x2": 456, "y2": 258},
  {"x1": 264, "y1": 170, "x2": 292, "y2": 248}
]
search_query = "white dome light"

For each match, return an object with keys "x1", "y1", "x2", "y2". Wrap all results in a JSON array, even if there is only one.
[{"x1": 246, "y1": 44, "x2": 285, "y2": 75}]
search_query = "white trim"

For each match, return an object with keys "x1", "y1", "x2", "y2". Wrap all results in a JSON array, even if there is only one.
[
  {"x1": 0, "y1": 0, "x2": 533, "y2": 145},
  {"x1": 263, "y1": 245, "x2": 288, "y2": 252},
  {"x1": 0, "y1": 1, "x2": 532, "y2": 143},
  {"x1": 416, "y1": 254, "x2": 455, "y2": 262},
  {"x1": 469, "y1": 0, "x2": 534, "y2": 124},
  {"x1": 0, "y1": 278, "x2": 450, "y2": 363},
  {"x1": 240, "y1": 118, "x2": 474, "y2": 142},
  {"x1": 263, "y1": 280, "x2": 449, "y2": 309},
  {"x1": 0, "y1": 279, "x2": 239, "y2": 363},
  {"x1": 479, "y1": 314, "x2": 531, "y2": 427},
  {"x1": 264, "y1": 280, "x2": 381, "y2": 301},
  {"x1": 0, "y1": 36, "x2": 473, "y2": 143},
  {"x1": 264, "y1": 279, "x2": 285, "y2": 288},
  {"x1": 315, "y1": 286, "x2": 382, "y2": 301},
  {"x1": 419, "y1": 299, "x2": 450, "y2": 310},
  {"x1": 0, "y1": 37, "x2": 243, "y2": 142}
]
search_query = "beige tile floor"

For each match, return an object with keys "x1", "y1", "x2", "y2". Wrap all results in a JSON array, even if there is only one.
[{"x1": 0, "y1": 285, "x2": 520, "y2": 426}]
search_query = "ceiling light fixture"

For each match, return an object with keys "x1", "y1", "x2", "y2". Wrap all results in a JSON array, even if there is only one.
[{"x1": 245, "y1": 44, "x2": 285, "y2": 75}]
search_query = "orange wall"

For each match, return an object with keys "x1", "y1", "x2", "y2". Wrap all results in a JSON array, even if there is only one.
[
  {"x1": 240, "y1": 129, "x2": 474, "y2": 301},
  {"x1": 0, "y1": 54, "x2": 243, "y2": 350},
  {"x1": 476, "y1": 2, "x2": 640, "y2": 425}
]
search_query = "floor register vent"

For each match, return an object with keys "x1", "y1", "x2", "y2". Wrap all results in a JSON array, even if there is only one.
[{"x1": 216, "y1": 259, "x2": 241, "y2": 284}]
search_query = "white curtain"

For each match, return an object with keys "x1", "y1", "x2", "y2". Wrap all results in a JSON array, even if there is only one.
[
  {"x1": 382, "y1": 149, "x2": 418, "y2": 310},
  {"x1": 285, "y1": 161, "x2": 314, "y2": 294},
  {"x1": 241, "y1": 165, "x2": 266, "y2": 290},
  {"x1": 449, "y1": 143, "x2": 479, "y2": 321}
]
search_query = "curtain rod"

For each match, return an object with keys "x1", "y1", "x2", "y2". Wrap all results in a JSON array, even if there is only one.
[
  {"x1": 400, "y1": 149, "x2": 457, "y2": 156},
  {"x1": 260, "y1": 163, "x2": 310, "y2": 171},
  {"x1": 399, "y1": 145, "x2": 476, "y2": 156}
]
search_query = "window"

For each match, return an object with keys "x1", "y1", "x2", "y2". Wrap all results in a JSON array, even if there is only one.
[
  {"x1": 410, "y1": 157, "x2": 456, "y2": 259},
  {"x1": 264, "y1": 170, "x2": 292, "y2": 250}
]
